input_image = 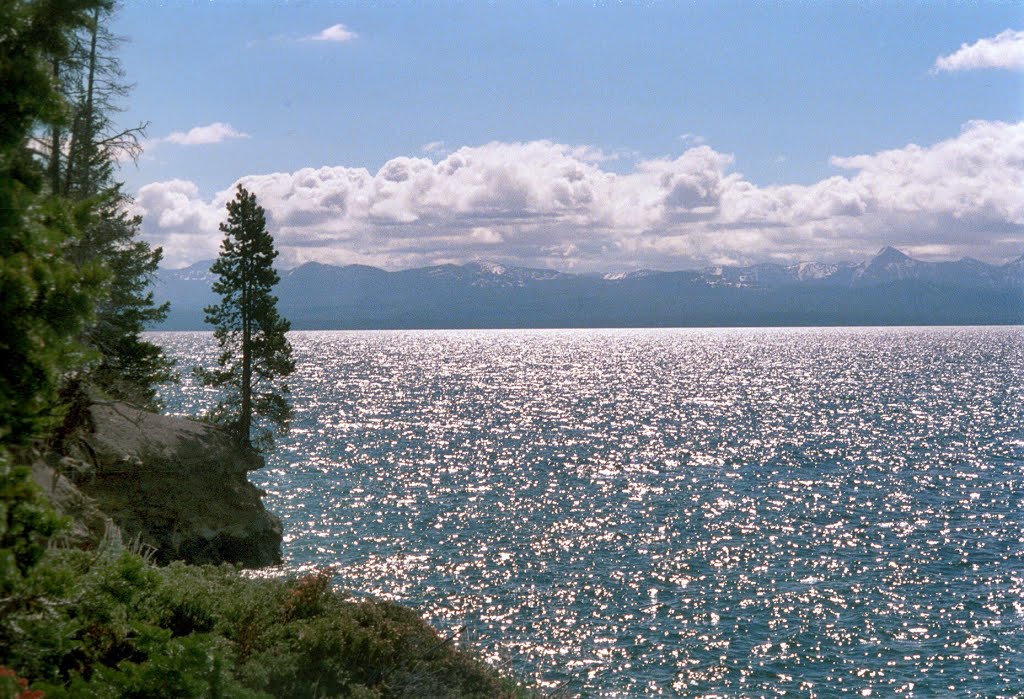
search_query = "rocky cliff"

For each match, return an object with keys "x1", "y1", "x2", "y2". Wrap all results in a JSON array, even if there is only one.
[{"x1": 32, "y1": 400, "x2": 282, "y2": 567}]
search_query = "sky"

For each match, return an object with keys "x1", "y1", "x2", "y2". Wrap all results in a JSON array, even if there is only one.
[{"x1": 111, "y1": 2, "x2": 1024, "y2": 271}]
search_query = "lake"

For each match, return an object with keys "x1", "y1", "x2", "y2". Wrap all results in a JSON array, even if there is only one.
[{"x1": 153, "y1": 326, "x2": 1024, "y2": 697}]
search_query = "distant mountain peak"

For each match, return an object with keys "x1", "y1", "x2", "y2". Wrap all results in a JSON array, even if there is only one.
[
  {"x1": 288, "y1": 261, "x2": 333, "y2": 272},
  {"x1": 874, "y1": 246, "x2": 911, "y2": 262},
  {"x1": 467, "y1": 260, "x2": 509, "y2": 276},
  {"x1": 855, "y1": 246, "x2": 922, "y2": 282}
]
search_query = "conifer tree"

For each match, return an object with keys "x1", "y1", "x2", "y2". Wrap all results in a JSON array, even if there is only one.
[
  {"x1": 73, "y1": 192, "x2": 173, "y2": 405},
  {"x1": 1, "y1": 0, "x2": 106, "y2": 584},
  {"x1": 24, "y1": 1, "x2": 171, "y2": 407},
  {"x1": 198, "y1": 185, "x2": 295, "y2": 450},
  {"x1": 0, "y1": 0, "x2": 106, "y2": 444},
  {"x1": 48, "y1": 1, "x2": 172, "y2": 406}
]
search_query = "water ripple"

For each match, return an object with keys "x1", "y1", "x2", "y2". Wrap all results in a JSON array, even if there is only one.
[{"x1": 153, "y1": 327, "x2": 1024, "y2": 697}]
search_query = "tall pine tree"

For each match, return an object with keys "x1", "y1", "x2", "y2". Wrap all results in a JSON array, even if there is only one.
[
  {"x1": 198, "y1": 185, "x2": 295, "y2": 450},
  {"x1": 40, "y1": 0, "x2": 171, "y2": 407},
  {"x1": 0, "y1": 0, "x2": 106, "y2": 444},
  {"x1": 1, "y1": 0, "x2": 107, "y2": 585},
  {"x1": 73, "y1": 193, "x2": 173, "y2": 405}
]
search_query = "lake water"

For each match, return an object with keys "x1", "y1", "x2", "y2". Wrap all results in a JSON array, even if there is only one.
[{"x1": 153, "y1": 327, "x2": 1024, "y2": 697}]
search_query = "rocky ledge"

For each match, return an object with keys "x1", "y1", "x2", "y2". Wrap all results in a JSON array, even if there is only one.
[{"x1": 32, "y1": 401, "x2": 282, "y2": 567}]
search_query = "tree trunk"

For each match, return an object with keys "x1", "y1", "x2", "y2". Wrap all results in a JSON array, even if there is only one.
[
  {"x1": 64, "y1": 7, "x2": 100, "y2": 197},
  {"x1": 48, "y1": 60, "x2": 63, "y2": 195},
  {"x1": 240, "y1": 256, "x2": 252, "y2": 446}
]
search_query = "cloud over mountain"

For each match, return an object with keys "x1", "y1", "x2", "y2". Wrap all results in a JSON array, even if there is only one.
[{"x1": 135, "y1": 121, "x2": 1024, "y2": 270}]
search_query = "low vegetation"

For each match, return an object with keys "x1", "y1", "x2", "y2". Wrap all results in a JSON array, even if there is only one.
[{"x1": 1, "y1": 543, "x2": 528, "y2": 698}]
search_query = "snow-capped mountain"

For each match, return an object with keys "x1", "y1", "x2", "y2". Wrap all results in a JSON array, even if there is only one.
[
  {"x1": 153, "y1": 247, "x2": 1024, "y2": 329},
  {"x1": 417, "y1": 260, "x2": 573, "y2": 287}
]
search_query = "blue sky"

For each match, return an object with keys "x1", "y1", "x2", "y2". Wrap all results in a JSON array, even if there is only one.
[{"x1": 112, "y1": 3, "x2": 1024, "y2": 270}]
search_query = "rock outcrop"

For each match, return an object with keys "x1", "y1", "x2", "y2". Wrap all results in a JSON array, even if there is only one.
[{"x1": 33, "y1": 401, "x2": 282, "y2": 567}]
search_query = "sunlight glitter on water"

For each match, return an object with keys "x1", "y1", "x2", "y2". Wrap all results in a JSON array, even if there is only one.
[{"x1": 153, "y1": 326, "x2": 1024, "y2": 697}]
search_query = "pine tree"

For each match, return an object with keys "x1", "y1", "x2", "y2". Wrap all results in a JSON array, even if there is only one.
[
  {"x1": 40, "y1": 1, "x2": 172, "y2": 406},
  {"x1": 198, "y1": 185, "x2": 295, "y2": 450},
  {"x1": 45, "y1": 2, "x2": 147, "y2": 200},
  {"x1": 0, "y1": 0, "x2": 106, "y2": 445},
  {"x1": 1, "y1": 0, "x2": 107, "y2": 586},
  {"x1": 74, "y1": 191, "x2": 173, "y2": 405}
]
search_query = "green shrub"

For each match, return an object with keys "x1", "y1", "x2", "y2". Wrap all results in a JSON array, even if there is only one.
[
  {"x1": 0, "y1": 450, "x2": 68, "y2": 594},
  {"x1": 1, "y1": 548, "x2": 529, "y2": 698}
]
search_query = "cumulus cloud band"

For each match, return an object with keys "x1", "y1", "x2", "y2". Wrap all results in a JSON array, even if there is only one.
[{"x1": 135, "y1": 121, "x2": 1024, "y2": 270}]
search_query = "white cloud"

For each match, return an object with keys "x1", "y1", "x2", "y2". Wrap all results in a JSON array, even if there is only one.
[
  {"x1": 421, "y1": 141, "x2": 446, "y2": 154},
  {"x1": 136, "y1": 121, "x2": 1024, "y2": 271},
  {"x1": 306, "y1": 23, "x2": 358, "y2": 43},
  {"x1": 164, "y1": 122, "x2": 251, "y2": 146},
  {"x1": 934, "y1": 29, "x2": 1024, "y2": 72},
  {"x1": 133, "y1": 180, "x2": 226, "y2": 266},
  {"x1": 828, "y1": 120, "x2": 1024, "y2": 223}
]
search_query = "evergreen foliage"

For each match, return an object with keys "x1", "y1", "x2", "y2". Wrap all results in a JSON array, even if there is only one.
[
  {"x1": 0, "y1": 451, "x2": 67, "y2": 594},
  {"x1": 0, "y1": 0, "x2": 106, "y2": 445},
  {"x1": 0, "y1": 547, "x2": 528, "y2": 698},
  {"x1": 54, "y1": 4, "x2": 146, "y2": 201},
  {"x1": 0, "y1": 0, "x2": 100, "y2": 153},
  {"x1": 40, "y1": 0, "x2": 173, "y2": 407},
  {"x1": 199, "y1": 185, "x2": 295, "y2": 449},
  {"x1": 69, "y1": 189, "x2": 173, "y2": 406},
  {"x1": 0, "y1": 0, "x2": 103, "y2": 662}
]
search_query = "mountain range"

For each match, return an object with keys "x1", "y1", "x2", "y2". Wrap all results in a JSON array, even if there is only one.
[{"x1": 152, "y1": 247, "x2": 1024, "y2": 329}]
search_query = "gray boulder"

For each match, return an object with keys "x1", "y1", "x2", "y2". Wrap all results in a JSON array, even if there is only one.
[{"x1": 34, "y1": 401, "x2": 282, "y2": 567}]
